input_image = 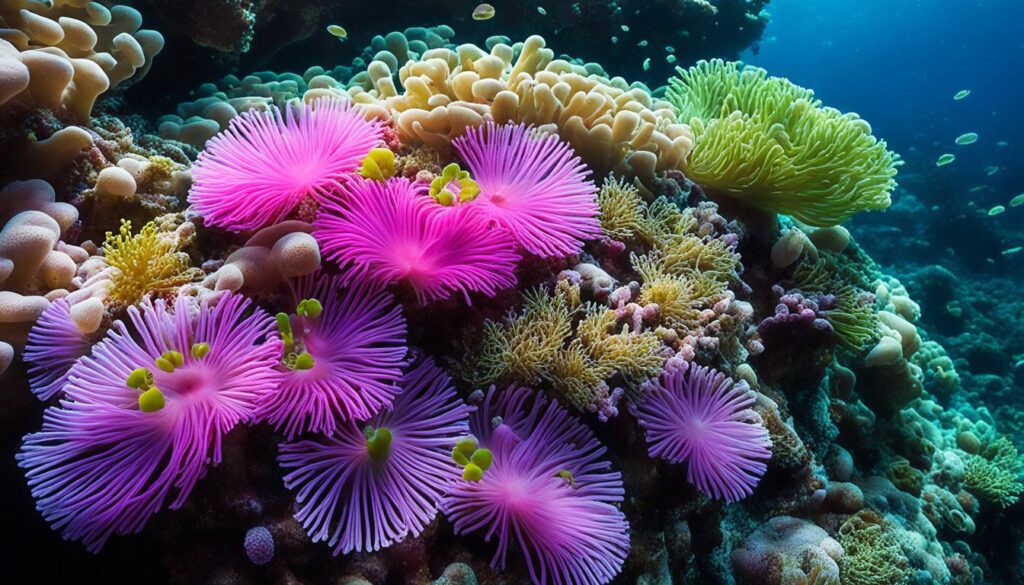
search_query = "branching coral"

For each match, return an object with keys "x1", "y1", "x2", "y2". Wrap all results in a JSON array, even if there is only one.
[
  {"x1": 101, "y1": 219, "x2": 201, "y2": 308},
  {"x1": 189, "y1": 98, "x2": 382, "y2": 231},
  {"x1": 441, "y1": 386, "x2": 630, "y2": 585},
  {"x1": 963, "y1": 441, "x2": 1023, "y2": 508},
  {"x1": 634, "y1": 362, "x2": 772, "y2": 502},
  {"x1": 836, "y1": 511, "x2": 909, "y2": 585},
  {"x1": 667, "y1": 60, "x2": 900, "y2": 226},
  {"x1": 18, "y1": 293, "x2": 282, "y2": 552},
  {"x1": 278, "y1": 359, "x2": 470, "y2": 554},
  {"x1": 596, "y1": 176, "x2": 647, "y2": 242}
]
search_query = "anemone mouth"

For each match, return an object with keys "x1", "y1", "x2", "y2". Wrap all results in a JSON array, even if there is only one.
[{"x1": 161, "y1": 366, "x2": 212, "y2": 398}]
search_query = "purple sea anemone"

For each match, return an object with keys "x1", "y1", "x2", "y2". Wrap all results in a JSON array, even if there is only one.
[
  {"x1": 257, "y1": 274, "x2": 407, "y2": 439},
  {"x1": 453, "y1": 123, "x2": 601, "y2": 258},
  {"x1": 189, "y1": 98, "x2": 382, "y2": 231},
  {"x1": 23, "y1": 298, "x2": 94, "y2": 401},
  {"x1": 314, "y1": 177, "x2": 519, "y2": 304},
  {"x1": 18, "y1": 293, "x2": 282, "y2": 552},
  {"x1": 633, "y1": 362, "x2": 772, "y2": 502},
  {"x1": 441, "y1": 386, "x2": 629, "y2": 585},
  {"x1": 278, "y1": 358, "x2": 471, "y2": 554}
]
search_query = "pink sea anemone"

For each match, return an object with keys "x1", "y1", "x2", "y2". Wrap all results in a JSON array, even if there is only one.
[
  {"x1": 278, "y1": 358, "x2": 471, "y2": 554},
  {"x1": 257, "y1": 274, "x2": 408, "y2": 439},
  {"x1": 189, "y1": 98, "x2": 382, "y2": 231},
  {"x1": 633, "y1": 362, "x2": 772, "y2": 502},
  {"x1": 23, "y1": 299, "x2": 95, "y2": 401},
  {"x1": 441, "y1": 386, "x2": 630, "y2": 585},
  {"x1": 18, "y1": 293, "x2": 282, "y2": 552},
  {"x1": 453, "y1": 123, "x2": 601, "y2": 257},
  {"x1": 314, "y1": 177, "x2": 519, "y2": 304}
]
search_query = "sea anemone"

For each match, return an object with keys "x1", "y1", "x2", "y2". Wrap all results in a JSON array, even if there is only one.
[
  {"x1": 441, "y1": 386, "x2": 630, "y2": 585},
  {"x1": 257, "y1": 274, "x2": 408, "y2": 439},
  {"x1": 453, "y1": 123, "x2": 601, "y2": 258},
  {"x1": 17, "y1": 293, "x2": 282, "y2": 552},
  {"x1": 189, "y1": 98, "x2": 382, "y2": 231},
  {"x1": 278, "y1": 358, "x2": 471, "y2": 554},
  {"x1": 23, "y1": 299, "x2": 95, "y2": 401},
  {"x1": 633, "y1": 362, "x2": 771, "y2": 502},
  {"x1": 314, "y1": 177, "x2": 518, "y2": 304}
]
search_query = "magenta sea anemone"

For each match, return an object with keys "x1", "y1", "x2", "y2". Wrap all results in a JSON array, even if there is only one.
[
  {"x1": 18, "y1": 293, "x2": 282, "y2": 552},
  {"x1": 314, "y1": 177, "x2": 518, "y2": 304},
  {"x1": 453, "y1": 123, "x2": 601, "y2": 258},
  {"x1": 23, "y1": 298, "x2": 95, "y2": 401},
  {"x1": 441, "y1": 386, "x2": 629, "y2": 585},
  {"x1": 278, "y1": 358, "x2": 471, "y2": 554},
  {"x1": 633, "y1": 363, "x2": 772, "y2": 502},
  {"x1": 189, "y1": 98, "x2": 382, "y2": 231},
  {"x1": 257, "y1": 274, "x2": 407, "y2": 439}
]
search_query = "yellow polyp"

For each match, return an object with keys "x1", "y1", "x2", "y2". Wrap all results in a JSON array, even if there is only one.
[
  {"x1": 429, "y1": 163, "x2": 480, "y2": 205},
  {"x1": 293, "y1": 352, "x2": 315, "y2": 370},
  {"x1": 555, "y1": 469, "x2": 577, "y2": 488},
  {"x1": 138, "y1": 387, "x2": 166, "y2": 412},
  {"x1": 366, "y1": 427, "x2": 393, "y2": 462},
  {"x1": 297, "y1": 298, "x2": 323, "y2": 319},
  {"x1": 470, "y1": 448, "x2": 493, "y2": 471},
  {"x1": 452, "y1": 447, "x2": 470, "y2": 466},
  {"x1": 191, "y1": 342, "x2": 210, "y2": 359},
  {"x1": 463, "y1": 463, "x2": 484, "y2": 482},
  {"x1": 359, "y1": 148, "x2": 396, "y2": 181},
  {"x1": 155, "y1": 356, "x2": 175, "y2": 373},
  {"x1": 454, "y1": 437, "x2": 478, "y2": 458},
  {"x1": 163, "y1": 350, "x2": 184, "y2": 367},
  {"x1": 275, "y1": 312, "x2": 294, "y2": 354},
  {"x1": 435, "y1": 189, "x2": 455, "y2": 206},
  {"x1": 126, "y1": 367, "x2": 152, "y2": 389}
]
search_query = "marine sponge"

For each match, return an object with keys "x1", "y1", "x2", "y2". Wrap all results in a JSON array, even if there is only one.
[
  {"x1": 634, "y1": 362, "x2": 772, "y2": 502},
  {"x1": 314, "y1": 177, "x2": 519, "y2": 304},
  {"x1": 18, "y1": 293, "x2": 282, "y2": 552},
  {"x1": 278, "y1": 359, "x2": 471, "y2": 554},
  {"x1": 441, "y1": 386, "x2": 630, "y2": 585},
  {"x1": 667, "y1": 60, "x2": 900, "y2": 226},
  {"x1": 204, "y1": 220, "x2": 321, "y2": 292},
  {"x1": 189, "y1": 98, "x2": 382, "y2": 231},
  {"x1": 453, "y1": 123, "x2": 601, "y2": 257},
  {"x1": 101, "y1": 219, "x2": 201, "y2": 308},
  {"x1": 257, "y1": 275, "x2": 408, "y2": 439}
]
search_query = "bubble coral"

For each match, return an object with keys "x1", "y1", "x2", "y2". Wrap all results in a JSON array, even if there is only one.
[
  {"x1": 453, "y1": 123, "x2": 600, "y2": 257},
  {"x1": 23, "y1": 298, "x2": 103, "y2": 400},
  {"x1": 278, "y1": 359, "x2": 471, "y2": 554},
  {"x1": 314, "y1": 177, "x2": 518, "y2": 304},
  {"x1": 18, "y1": 293, "x2": 282, "y2": 552},
  {"x1": 667, "y1": 59, "x2": 900, "y2": 226},
  {"x1": 441, "y1": 386, "x2": 630, "y2": 585},
  {"x1": 189, "y1": 98, "x2": 382, "y2": 231},
  {"x1": 257, "y1": 275, "x2": 407, "y2": 439},
  {"x1": 634, "y1": 362, "x2": 771, "y2": 502}
]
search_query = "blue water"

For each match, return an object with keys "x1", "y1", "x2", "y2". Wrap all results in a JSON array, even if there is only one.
[{"x1": 743, "y1": 0, "x2": 1024, "y2": 208}]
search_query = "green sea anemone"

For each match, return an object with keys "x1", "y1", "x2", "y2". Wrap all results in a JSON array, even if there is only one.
[{"x1": 667, "y1": 60, "x2": 900, "y2": 227}]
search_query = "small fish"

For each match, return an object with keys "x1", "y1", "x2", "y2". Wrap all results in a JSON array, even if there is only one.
[
  {"x1": 985, "y1": 165, "x2": 1000, "y2": 176},
  {"x1": 643, "y1": 58, "x2": 651, "y2": 71},
  {"x1": 997, "y1": 141, "x2": 1009, "y2": 147},
  {"x1": 537, "y1": 6, "x2": 546, "y2": 15},
  {"x1": 665, "y1": 45, "x2": 675, "y2": 53},
  {"x1": 666, "y1": 54, "x2": 677, "y2": 64},
  {"x1": 988, "y1": 205, "x2": 1006, "y2": 216},
  {"x1": 956, "y1": 132, "x2": 978, "y2": 145},
  {"x1": 611, "y1": 36, "x2": 618, "y2": 44},
  {"x1": 1010, "y1": 194, "x2": 1024, "y2": 207},
  {"x1": 953, "y1": 89, "x2": 971, "y2": 100},
  {"x1": 935, "y1": 153, "x2": 955, "y2": 166},
  {"x1": 472, "y1": 3, "x2": 495, "y2": 20},
  {"x1": 637, "y1": 40, "x2": 648, "y2": 47},
  {"x1": 621, "y1": 24, "x2": 630, "y2": 32},
  {"x1": 969, "y1": 185, "x2": 988, "y2": 193},
  {"x1": 326, "y1": 25, "x2": 347, "y2": 40},
  {"x1": 1003, "y1": 247, "x2": 1023, "y2": 255}
]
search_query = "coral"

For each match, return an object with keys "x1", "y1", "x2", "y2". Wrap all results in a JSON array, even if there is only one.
[
  {"x1": 244, "y1": 526, "x2": 275, "y2": 566},
  {"x1": 257, "y1": 275, "x2": 407, "y2": 439},
  {"x1": 453, "y1": 123, "x2": 600, "y2": 257},
  {"x1": 667, "y1": 60, "x2": 900, "y2": 226},
  {"x1": 596, "y1": 176, "x2": 647, "y2": 242},
  {"x1": 963, "y1": 453, "x2": 1023, "y2": 508},
  {"x1": 441, "y1": 386, "x2": 629, "y2": 585},
  {"x1": 836, "y1": 511, "x2": 909, "y2": 585},
  {"x1": 189, "y1": 98, "x2": 382, "y2": 231},
  {"x1": 101, "y1": 219, "x2": 201, "y2": 308},
  {"x1": 635, "y1": 362, "x2": 772, "y2": 502},
  {"x1": 203, "y1": 220, "x2": 321, "y2": 293},
  {"x1": 278, "y1": 359, "x2": 471, "y2": 554},
  {"x1": 788, "y1": 254, "x2": 881, "y2": 353},
  {"x1": 0, "y1": 3, "x2": 163, "y2": 122},
  {"x1": 23, "y1": 297, "x2": 102, "y2": 400},
  {"x1": 732, "y1": 516, "x2": 842, "y2": 585},
  {"x1": 314, "y1": 177, "x2": 519, "y2": 304},
  {"x1": 17, "y1": 293, "x2": 282, "y2": 552}
]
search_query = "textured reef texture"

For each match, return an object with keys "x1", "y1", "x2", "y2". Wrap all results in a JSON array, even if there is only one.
[{"x1": 0, "y1": 7, "x2": 1020, "y2": 585}]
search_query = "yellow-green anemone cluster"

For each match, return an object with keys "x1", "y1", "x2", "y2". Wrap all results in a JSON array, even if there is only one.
[
  {"x1": 124, "y1": 342, "x2": 210, "y2": 413},
  {"x1": 276, "y1": 298, "x2": 323, "y2": 371},
  {"x1": 360, "y1": 148, "x2": 397, "y2": 181},
  {"x1": 451, "y1": 436, "x2": 493, "y2": 481},
  {"x1": 667, "y1": 59, "x2": 900, "y2": 227},
  {"x1": 429, "y1": 163, "x2": 480, "y2": 206},
  {"x1": 365, "y1": 426, "x2": 393, "y2": 463}
]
